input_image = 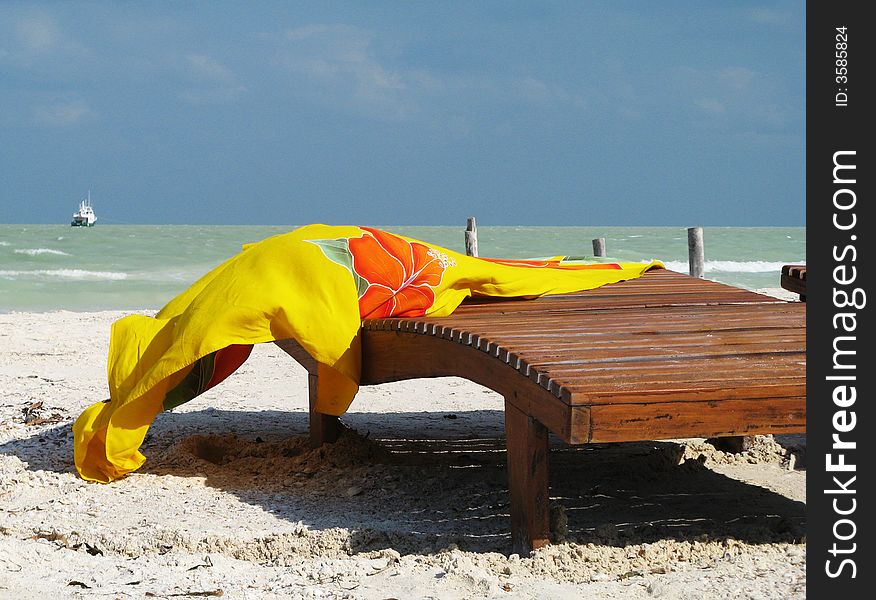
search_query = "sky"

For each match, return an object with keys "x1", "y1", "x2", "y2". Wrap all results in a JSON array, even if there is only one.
[{"x1": 0, "y1": 1, "x2": 805, "y2": 226}]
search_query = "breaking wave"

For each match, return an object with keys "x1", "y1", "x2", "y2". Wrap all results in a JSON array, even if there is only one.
[
  {"x1": 14, "y1": 248, "x2": 72, "y2": 256},
  {"x1": 660, "y1": 260, "x2": 805, "y2": 274},
  {"x1": 0, "y1": 269, "x2": 128, "y2": 281}
]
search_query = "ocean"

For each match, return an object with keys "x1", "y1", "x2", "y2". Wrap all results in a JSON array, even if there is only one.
[{"x1": 0, "y1": 225, "x2": 805, "y2": 313}]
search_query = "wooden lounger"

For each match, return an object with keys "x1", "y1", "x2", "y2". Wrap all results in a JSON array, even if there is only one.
[
  {"x1": 781, "y1": 264, "x2": 807, "y2": 301},
  {"x1": 276, "y1": 269, "x2": 806, "y2": 554}
]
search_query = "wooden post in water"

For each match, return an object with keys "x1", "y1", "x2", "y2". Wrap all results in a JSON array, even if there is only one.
[
  {"x1": 592, "y1": 238, "x2": 606, "y2": 257},
  {"x1": 465, "y1": 217, "x2": 479, "y2": 257},
  {"x1": 688, "y1": 227, "x2": 705, "y2": 278}
]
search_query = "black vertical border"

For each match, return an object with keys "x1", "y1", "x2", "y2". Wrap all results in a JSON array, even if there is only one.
[{"x1": 807, "y1": 0, "x2": 873, "y2": 596}]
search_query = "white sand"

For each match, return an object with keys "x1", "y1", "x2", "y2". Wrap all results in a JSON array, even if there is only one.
[{"x1": 0, "y1": 309, "x2": 806, "y2": 599}]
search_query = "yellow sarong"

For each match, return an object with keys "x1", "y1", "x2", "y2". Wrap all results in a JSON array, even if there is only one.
[{"x1": 73, "y1": 225, "x2": 662, "y2": 482}]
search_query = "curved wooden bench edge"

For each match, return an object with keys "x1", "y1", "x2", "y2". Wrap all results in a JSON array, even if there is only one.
[{"x1": 361, "y1": 328, "x2": 582, "y2": 443}]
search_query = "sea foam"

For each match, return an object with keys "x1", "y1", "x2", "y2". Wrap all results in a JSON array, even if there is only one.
[
  {"x1": 14, "y1": 248, "x2": 72, "y2": 257},
  {"x1": 660, "y1": 260, "x2": 805, "y2": 274},
  {"x1": 0, "y1": 269, "x2": 128, "y2": 281}
]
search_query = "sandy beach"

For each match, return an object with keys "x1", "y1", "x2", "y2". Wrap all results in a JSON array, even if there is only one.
[{"x1": 1, "y1": 305, "x2": 805, "y2": 599}]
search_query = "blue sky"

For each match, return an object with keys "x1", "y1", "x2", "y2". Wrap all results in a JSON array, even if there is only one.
[{"x1": 0, "y1": 1, "x2": 804, "y2": 226}]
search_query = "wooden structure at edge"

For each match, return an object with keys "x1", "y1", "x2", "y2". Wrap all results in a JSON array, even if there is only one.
[
  {"x1": 781, "y1": 264, "x2": 807, "y2": 301},
  {"x1": 276, "y1": 268, "x2": 806, "y2": 554}
]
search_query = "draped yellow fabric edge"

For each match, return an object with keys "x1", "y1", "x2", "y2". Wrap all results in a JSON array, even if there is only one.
[{"x1": 73, "y1": 224, "x2": 663, "y2": 483}]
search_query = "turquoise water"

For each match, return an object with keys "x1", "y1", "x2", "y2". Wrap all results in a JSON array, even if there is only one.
[{"x1": 0, "y1": 225, "x2": 805, "y2": 312}]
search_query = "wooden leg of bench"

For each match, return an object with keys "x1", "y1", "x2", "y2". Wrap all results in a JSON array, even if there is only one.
[
  {"x1": 505, "y1": 399, "x2": 550, "y2": 555},
  {"x1": 308, "y1": 372, "x2": 341, "y2": 448}
]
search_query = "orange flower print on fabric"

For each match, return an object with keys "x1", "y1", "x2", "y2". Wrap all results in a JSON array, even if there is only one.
[{"x1": 349, "y1": 227, "x2": 455, "y2": 318}]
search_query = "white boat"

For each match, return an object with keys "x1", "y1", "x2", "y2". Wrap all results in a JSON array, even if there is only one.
[{"x1": 71, "y1": 191, "x2": 97, "y2": 227}]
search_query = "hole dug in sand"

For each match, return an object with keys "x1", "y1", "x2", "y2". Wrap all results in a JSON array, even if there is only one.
[{"x1": 176, "y1": 426, "x2": 392, "y2": 479}]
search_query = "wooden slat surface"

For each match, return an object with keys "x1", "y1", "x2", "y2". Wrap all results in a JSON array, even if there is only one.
[{"x1": 361, "y1": 268, "x2": 806, "y2": 413}]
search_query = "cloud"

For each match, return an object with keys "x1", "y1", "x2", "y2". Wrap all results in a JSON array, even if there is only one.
[
  {"x1": 512, "y1": 77, "x2": 586, "y2": 109},
  {"x1": 275, "y1": 24, "x2": 409, "y2": 118},
  {"x1": 179, "y1": 53, "x2": 247, "y2": 104},
  {"x1": 186, "y1": 53, "x2": 235, "y2": 83},
  {"x1": 15, "y1": 13, "x2": 60, "y2": 53},
  {"x1": 718, "y1": 67, "x2": 755, "y2": 91},
  {"x1": 0, "y1": 10, "x2": 93, "y2": 72},
  {"x1": 732, "y1": 130, "x2": 802, "y2": 146},
  {"x1": 695, "y1": 97, "x2": 726, "y2": 114},
  {"x1": 747, "y1": 8, "x2": 793, "y2": 26},
  {"x1": 269, "y1": 23, "x2": 587, "y2": 127},
  {"x1": 673, "y1": 65, "x2": 799, "y2": 135},
  {"x1": 32, "y1": 101, "x2": 92, "y2": 126},
  {"x1": 180, "y1": 86, "x2": 248, "y2": 105}
]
